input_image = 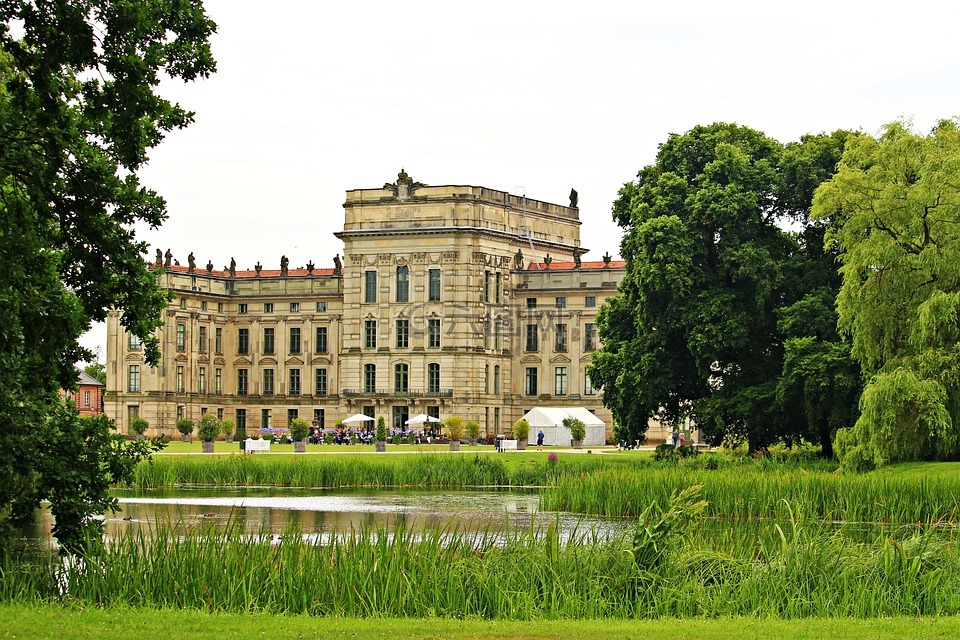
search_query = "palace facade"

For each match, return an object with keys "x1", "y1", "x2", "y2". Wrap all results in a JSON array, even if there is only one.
[{"x1": 105, "y1": 171, "x2": 630, "y2": 441}]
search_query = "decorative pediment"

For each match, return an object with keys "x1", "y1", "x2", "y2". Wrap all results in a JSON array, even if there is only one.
[
  {"x1": 258, "y1": 356, "x2": 278, "y2": 366},
  {"x1": 363, "y1": 312, "x2": 377, "y2": 320},
  {"x1": 396, "y1": 256, "x2": 409, "y2": 267},
  {"x1": 580, "y1": 355, "x2": 594, "y2": 364},
  {"x1": 311, "y1": 356, "x2": 331, "y2": 365},
  {"x1": 197, "y1": 355, "x2": 210, "y2": 364},
  {"x1": 550, "y1": 354, "x2": 571, "y2": 364},
  {"x1": 233, "y1": 356, "x2": 252, "y2": 366},
  {"x1": 175, "y1": 353, "x2": 189, "y2": 363},
  {"x1": 285, "y1": 356, "x2": 305, "y2": 366},
  {"x1": 520, "y1": 355, "x2": 542, "y2": 364},
  {"x1": 124, "y1": 353, "x2": 143, "y2": 361},
  {"x1": 214, "y1": 357, "x2": 226, "y2": 365}
]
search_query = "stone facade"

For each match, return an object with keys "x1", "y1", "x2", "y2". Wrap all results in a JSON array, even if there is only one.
[{"x1": 105, "y1": 172, "x2": 635, "y2": 441}]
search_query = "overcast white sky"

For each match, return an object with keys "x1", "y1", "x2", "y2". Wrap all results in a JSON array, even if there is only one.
[{"x1": 80, "y1": 0, "x2": 960, "y2": 358}]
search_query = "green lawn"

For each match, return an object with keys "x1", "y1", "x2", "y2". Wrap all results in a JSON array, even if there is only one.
[{"x1": 1, "y1": 605, "x2": 958, "y2": 639}]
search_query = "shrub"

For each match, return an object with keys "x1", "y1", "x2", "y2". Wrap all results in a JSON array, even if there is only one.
[
  {"x1": 653, "y1": 443, "x2": 699, "y2": 461},
  {"x1": 444, "y1": 416, "x2": 464, "y2": 441},
  {"x1": 196, "y1": 414, "x2": 221, "y2": 442},
  {"x1": 130, "y1": 417, "x2": 149, "y2": 436},
  {"x1": 375, "y1": 417, "x2": 386, "y2": 442},
  {"x1": 289, "y1": 418, "x2": 311, "y2": 442},
  {"x1": 466, "y1": 420, "x2": 481, "y2": 442},
  {"x1": 513, "y1": 418, "x2": 530, "y2": 441},
  {"x1": 176, "y1": 418, "x2": 194, "y2": 437},
  {"x1": 564, "y1": 417, "x2": 586, "y2": 442},
  {"x1": 841, "y1": 444, "x2": 877, "y2": 473},
  {"x1": 391, "y1": 434, "x2": 402, "y2": 445},
  {"x1": 220, "y1": 418, "x2": 236, "y2": 437}
]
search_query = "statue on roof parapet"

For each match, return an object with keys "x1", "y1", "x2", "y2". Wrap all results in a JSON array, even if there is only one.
[
  {"x1": 254, "y1": 261, "x2": 262, "y2": 275},
  {"x1": 384, "y1": 168, "x2": 425, "y2": 201},
  {"x1": 573, "y1": 248, "x2": 582, "y2": 269},
  {"x1": 544, "y1": 255, "x2": 553, "y2": 269},
  {"x1": 569, "y1": 188, "x2": 578, "y2": 209},
  {"x1": 513, "y1": 248, "x2": 524, "y2": 271},
  {"x1": 187, "y1": 252, "x2": 196, "y2": 272},
  {"x1": 164, "y1": 249, "x2": 172, "y2": 268},
  {"x1": 229, "y1": 257, "x2": 236, "y2": 278},
  {"x1": 306, "y1": 260, "x2": 315, "y2": 275},
  {"x1": 333, "y1": 254, "x2": 342, "y2": 276},
  {"x1": 155, "y1": 249, "x2": 162, "y2": 269},
  {"x1": 205, "y1": 260, "x2": 213, "y2": 273},
  {"x1": 280, "y1": 255, "x2": 289, "y2": 276},
  {"x1": 603, "y1": 252, "x2": 612, "y2": 267}
]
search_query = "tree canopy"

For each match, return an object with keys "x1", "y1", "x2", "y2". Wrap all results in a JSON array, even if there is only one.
[
  {"x1": 813, "y1": 119, "x2": 960, "y2": 467},
  {"x1": 0, "y1": 1, "x2": 216, "y2": 552},
  {"x1": 594, "y1": 123, "x2": 861, "y2": 453}
]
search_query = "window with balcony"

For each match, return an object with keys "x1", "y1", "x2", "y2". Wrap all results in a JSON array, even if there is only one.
[
  {"x1": 363, "y1": 364, "x2": 376, "y2": 393},
  {"x1": 427, "y1": 363, "x2": 440, "y2": 394},
  {"x1": 394, "y1": 363, "x2": 408, "y2": 393}
]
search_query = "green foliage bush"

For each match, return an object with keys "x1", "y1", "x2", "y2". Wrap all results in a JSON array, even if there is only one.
[
  {"x1": 130, "y1": 417, "x2": 149, "y2": 436},
  {"x1": 444, "y1": 416, "x2": 464, "y2": 441},
  {"x1": 176, "y1": 419, "x2": 195, "y2": 437},
  {"x1": 653, "y1": 443, "x2": 698, "y2": 461},
  {"x1": 513, "y1": 418, "x2": 530, "y2": 441},
  {"x1": 220, "y1": 419, "x2": 236, "y2": 437},
  {"x1": 289, "y1": 418, "x2": 310, "y2": 442},
  {"x1": 196, "y1": 414, "x2": 221, "y2": 442},
  {"x1": 466, "y1": 420, "x2": 481, "y2": 441},
  {"x1": 564, "y1": 417, "x2": 586, "y2": 442},
  {"x1": 375, "y1": 417, "x2": 386, "y2": 443}
]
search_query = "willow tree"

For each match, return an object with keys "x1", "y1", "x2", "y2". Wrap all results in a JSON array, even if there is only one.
[{"x1": 813, "y1": 119, "x2": 960, "y2": 467}]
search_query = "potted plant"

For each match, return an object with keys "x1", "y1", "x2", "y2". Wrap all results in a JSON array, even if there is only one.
[
  {"x1": 196, "y1": 413, "x2": 221, "y2": 453},
  {"x1": 444, "y1": 415, "x2": 464, "y2": 451},
  {"x1": 564, "y1": 416, "x2": 586, "y2": 449},
  {"x1": 465, "y1": 419, "x2": 481, "y2": 446},
  {"x1": 176, "y1": 418, "x2": 194, "y2": 443},
  {"x1": 374, "y1": 416, "x2": 387, "y2": 452},
  {"x1": 289, "y1": 417, "x2": 310, "y2": 453},
  {"x1": 220, "y1": 418, "x2": 236, "y2": 443},
  {"x1": 130, "y1": 417, "x2": 149, "y2": 440},
  {"x1": 513, "y1": 418, "x2": 530, "y2": 450}
]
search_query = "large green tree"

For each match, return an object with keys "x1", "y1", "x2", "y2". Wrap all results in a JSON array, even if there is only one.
[
  {"x1": 0, "y1": 2, "x2": 216, "y2": 552},
  {"x1": 813, "y1": 119, "x2": 960, "y2": 467},
  {"x1": 594, "y1": 124, "x2": 861, "y2": 452}
]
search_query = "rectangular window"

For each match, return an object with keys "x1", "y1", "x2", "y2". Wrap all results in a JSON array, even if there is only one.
[
  {"x1": 427, "y1": 405, "x2": 440, "y2": 421},
  {"x1": 364, "y1": 320, "x2": 377, "y2": 349},
  {"x1": 396, "y1": 266, "x2": 409, "y2": 302},
  {"x1": 315, "y1": 368, "x2": 327, "y2": 396},
  {"x1": 128, "y1": 333, "x2": 142, "y2": 350},
  {"x1": 290, "y1": 302, "x2": 300, "y2": 313},
  {"x1": 495, "y1": 273, "x2": 501, "y2": 303},
  {"x1": 525, "y1": 324, "x2": 538, "y2": 352},
  {"x1": 363, "y1": 405, "x2": 375, "y2": 420},
  {"x1": 494, "y1": 407, "x2": 500, "y2": 433},
  {"x1": 313, "y1": 409, "x2": 325, "y2": 428},
  {"x1": 128, "y1": 365, "x2": 140, "y2": 392},
  {"x1": 83, "y1": 390, "x2": 91, "y2": 406},
  {"x1": 494, "y1": 319, "x2": 501, "y2": 350},
  {"x1": 218, "y1": 302, "x2": 223, "y2": 313},
  {"x1": 365, "y1": 271, "x2": 377, "y2": 303},
  {"x1": 179, "y1": 298, "x2": 186, "y2": 309},
  {"x1": 176, "y1": 365, "x2": 184, "y2": 393},
  {"x1": 215, "y1": 328, "x2": 222, "y2": 354},
  {"x1": 585, "y1": 323, "x2": 597, "y2": 351},
  {"x1": 198, "y1": 367, "x2": 206, "y2": 394},
  {"x1": 555, "y1": 366, "x2": 567, "y2": 395},
  {"x1": 483, "y1": 271, "x2": 490, "y2": 303},
  {"x1": 263, "y1": 369, "x2": 274, "y2": 395},
  {"x1": 236, "y1": 409, "x2": 246, "y2": 437},
  {"x1": 427, "y1": 363, "x2": 440, "y2": 394},
  {"x1": 584, "y1": 369, "x2": 596, "y2": 395},
  {"x1": 176, "y1": 323, "x2": 186, "y2": 351},
  {"x1": 289, "y1": 368, "x2": 301, "y2": 395},
  {"x1": 287, "y1": 409, "x2": 298, "y2": 425},
  {"x1": 494, "y1": 365, "x2": 500, "y2": 394},
  {"x1": 316, "y1": 326, "x2": 328, "y2": 353},
  {"x1": 396, "y1": 319, "x2": 409, "y2": 348},
  {"x1": 585, "y1": 296, "x2": 596, "y2": 308},
  {"x1": 261, "y1": 409, "x2": 271, "y2": 429},
  {"x1": 215, "y1": 368, "x2": 222, "y2": 394},
  {"x1": 217, "y1": 408, "x2": 223, "y2": 421},
  {"x1": 428, "y1": 318, "x2": 441, "y2": 348},
  {"x1": 483, "y1": 318, "x2": 490, "y2": 349},
  {"x1": 237, "y1": 328, "x2": 249, "y2": 354},
  {"x1": 198, "y1": 326, "x2": 207, "y2": 353},
  {"x1": 177, "y1": 405, "x2": 184, "y2": 420},
  {"x1": 525, "y1": 367, "x2": 538, "y2": 396},
  {"x1": 485, "y1": 364, "x2": 490, "y2": 394},
  {"x1": 429, "y1": 269, "x2": 441, "y2": 301},
  {"x1": 394, "y1": 363, "x2": 408, "y2": 393},
  {"x1": 289, "y1": 327, "x2": 301, "y2": 354},
  {"x1": 237, "y1": 369, "x2": 248, "y2": 396},
  {"x1": 316, "y1": 301, "x2": 327, "y2": 312},
  {"x1": 363, "y1": 364, "x2": 376, "y2": 393},
  {"x1": 555, "y1": 324, "x2": 567, "y2": 351},
  {"x1": 201, "y1": 301, "x2": 207, "y2": 311},
  {"x1": 555, "y1": 297, "x2": 566, "y2": 309},
  {"x1": 264, "y1": 303, "x2": 274, "y2": 313},
  {"x1": 526, "y1": 297, "x2": 537, "y2": 309},
  {"x1": 263, "y1": 327, "x2": 275, "y2": 355}
]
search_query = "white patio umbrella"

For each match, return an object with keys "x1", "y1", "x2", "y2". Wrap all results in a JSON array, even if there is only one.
[
  {"x1": 342, "y1": 413, "x2": 375, "y2": 425},
  {"x1": 405, "y1": 413, "x2": 441, "y2": 425}
]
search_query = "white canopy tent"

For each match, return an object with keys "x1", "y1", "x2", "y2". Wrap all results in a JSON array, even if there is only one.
[
  {"x1": 520, "y1": 407, "x2": 606, "y2": 446},
  {"x1": 342, "y1": 413, "x2": 375, "y2": 425},
  {"x1": 405, "y1": 413, "x2": 441, "y2": 425}
]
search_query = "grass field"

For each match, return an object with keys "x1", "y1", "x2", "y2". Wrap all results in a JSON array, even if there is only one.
[{"x1": 2, "y1": 605, "x2": 959, "y2": 640}]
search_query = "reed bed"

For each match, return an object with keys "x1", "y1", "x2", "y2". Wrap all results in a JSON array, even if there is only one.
[
  {"x1": 541, "y1": 465, "x2": 960, "y2": 524},
  {"x1": 3, "y1": 516, "x2": 960, "y2": 619}
]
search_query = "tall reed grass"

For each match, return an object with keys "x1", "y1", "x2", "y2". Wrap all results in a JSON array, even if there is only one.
[{"x1": 3, "y1": 515, "x2": 959, "y2": 618}]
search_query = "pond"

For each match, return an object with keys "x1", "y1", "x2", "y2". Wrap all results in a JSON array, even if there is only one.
[{"x1": 22, "y1": 487, "x2": 632, "y2": 547}]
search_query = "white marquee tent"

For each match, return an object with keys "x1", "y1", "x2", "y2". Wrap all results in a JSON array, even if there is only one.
[{"x1": 520, "y1": 407, "x2": 606, "y2": 446}]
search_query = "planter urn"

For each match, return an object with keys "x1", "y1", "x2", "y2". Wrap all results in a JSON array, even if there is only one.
[
  {"x1": 375, "y1": 441, "x2": 387, "y2": 452},
  {"x1": 294, "y1": 440, "x2": 306, "y2": 453},
  {"x1": 449, "y1": 440, "x2": 460, "y2": 452},
  {"x1": 516, "y1": 440, "x2": 527, "y2": 451},
  {"x1": 201, "y1": 441, "x2": 215, "y2": 453}
]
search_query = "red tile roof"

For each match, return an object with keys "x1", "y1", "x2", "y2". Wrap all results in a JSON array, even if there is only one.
[
  {"x1": 525, "y1": 260, "x2": 625, "y2": 271},
  {"x1": 161, "y1": 264, "x2": 336, "y2": 278}
]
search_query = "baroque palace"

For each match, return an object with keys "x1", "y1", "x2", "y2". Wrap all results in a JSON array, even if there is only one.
[{"x1": 105, "y1": 171, "x2": 628, "y2": 441}]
